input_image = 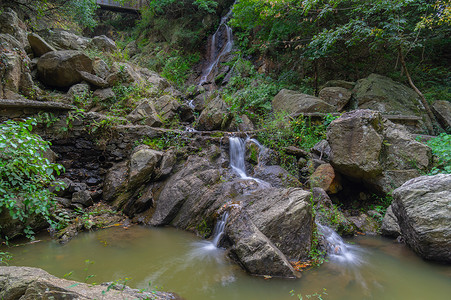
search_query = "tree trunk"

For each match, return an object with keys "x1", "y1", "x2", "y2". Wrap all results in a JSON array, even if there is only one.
[{"x1": 398, "y1": 46, "x2": 437, "y2": 135}]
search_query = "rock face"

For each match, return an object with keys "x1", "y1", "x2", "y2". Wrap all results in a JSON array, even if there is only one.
[
  {"x1": 90, "y1": 35, "x2": 117, "y2": 52},
  {"x1": 39, "y1": 30, "x2": 90, "y2": 50},
  {"x1": 432, "y1": 100, "x2": 451, "y2": 133},
  {"x1": 391, "y1": 174, "x2": 451, "y2": 262},
  {"x1": 327, "y1": 109, "x2": 432, "y2": 194},
  {"x1": 272, "y1": 89, "x2": 336, "y2": 115},
  {"x1": 0, "y1": 8, "x2": 29, "y2": 49},
  {"x1": 353, "y1": 73, "x2": 432, "y2": 133},
  {"x1": 0, "y1": 266, "x2": 178, "y2": 300},
  {"x1": 37, "y1": 50, "x2": 93, "y2": 88},
  {"x1": 127, "y1": 100, "x2": 162, "y2": 127},
  {"x1": 0, "y1": 34, "x2": 36, "y2": 99}
]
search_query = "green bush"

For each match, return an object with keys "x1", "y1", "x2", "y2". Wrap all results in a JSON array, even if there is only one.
[
  {"x1": 427, "y1": 133, "x2": 451, "y2": 174},
  {"x1": 0, "y1": 118, "x2": 65, "y2": 239}
]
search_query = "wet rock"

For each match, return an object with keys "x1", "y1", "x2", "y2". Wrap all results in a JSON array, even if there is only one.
[
  {"x1": 432, "y1": 100, "x2": 451, "y2": 133},
  {"x1": 272, "y1": 89, "x2": 336, "y2": 116},
  {"x1": 226, "y1": 210, "x2": 300, "y2": 278},
  {"x1": 319, "y1": 87, "x2": 351, "y2": 111},
  {"x1": 310, "y1": 163, "x2": 342, "y2": 194},
  {"x1": 380, "y1": 205, "x2": 401, "y2": 238},
  {"x1": 79, "y1": 71, "x2": 109, "y2": 88},
  {"x1": 72, "y1": 190, "x2": 93, "y2": 207},
  {"x1": 0, "y1": 266, "x2": 179, "y2": 300},
  {"x1": 0, "y1": 205, "x2": 47, "y2": 241},
  {"x1": 90, "y1": 35, "x2": 118, "y2": 52},
  {"x1": 327, "y1": 109, "x2": 432, "y2": 194},
  {"x1": 392, "y1": 174, "x2": 451, "y2": 262},
  {"x1": 196, "y1": 96, "x2": 231, "y2": 131},
  {"x1": 27, "y1": 33, "x2": 56, "y2": 57},
  {"x1": 347, "y1": 212, "x2": 379, "y2": 235},
  {"x1": 37, "y1": 50, "x2": 93, "y2": 88},
  {"x1": 253, "y1": 165, "x2": 301, "y2": 188}
]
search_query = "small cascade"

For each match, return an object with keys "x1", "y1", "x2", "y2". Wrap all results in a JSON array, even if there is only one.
[
  {"x1": 316, "y1": 222, "x2": 363, "y2": 265},
  {"x1": 199, "y1": 4, "x2": 235, "y2": 85},
  {"x1": 211, "y1": 211, "x2": 229, "y2": 247},
  {"x1": 229, "y1": 136, "x2": 248, "y2": 179}
]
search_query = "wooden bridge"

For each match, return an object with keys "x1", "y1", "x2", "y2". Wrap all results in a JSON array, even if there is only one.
[{"x1": 96, "y1": 0, "x2": 146, "y2": 12}]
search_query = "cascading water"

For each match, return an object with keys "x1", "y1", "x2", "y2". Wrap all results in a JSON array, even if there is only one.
[
  {"x1": 211, "y1": 211, "x2": 229, "y2": 247},
  {"x1": 316, "y1": 222, "x2": 363, "y2": 265},
  {"x1": 198, "y1": 4, "x2": 235, "y2": 85},
  {"x1": 229, "y1": 136, "x2": 249, "y2": 179}
]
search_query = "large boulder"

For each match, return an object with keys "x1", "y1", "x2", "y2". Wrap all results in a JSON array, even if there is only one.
[
  {"x1": 129, "y1": 146, "x2": 163, "y2": 187},
  {"x1": 272, "y1": 89, "x2": 336, "y2": 116},
  {"x1": 392, "y1": 174, "x2": 451, "y2": 262},
  {"x1": 27, "y1": 33, "x2": 56, "y2": 57},
  {"x1": 0, "y1": 266, "x2": 178, "y2": 300},
  {"x1": 196, "y1": 96, "x2": 231, "y2": 130},
  {"x1": 327, "y1": 110, "x2": 432, "y2": 194},
  {"x1": 37, "y1": 50, "x2": 93, "y2": 88},
  {"x1": 154, "y1": 95, "x2": 181, "y2": 122},
  {"x1": 0, "y1": 34, "x2": 37, "y2": 99},
  {"x1": 318, "y1": 86, "x2": 351, "y2": 111},
  {"x1": 432, "y1": 100, "x2": 451, "y2": 133},
  {"x1": 39, "y1": 29, "x2": 90, "y2": 50},
  {"x1": 90, "y1": 35, "x2": 117, "y2": 52},
  {"x1": 353, "y1": 73, "x2": 432, "y2": 133},
  {"x1": 310, "y1": 163, "x2": 342, "y2": 194}
]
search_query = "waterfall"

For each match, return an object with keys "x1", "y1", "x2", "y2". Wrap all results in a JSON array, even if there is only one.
[
  {"x1": 316, "y1": 222, "x2": 363, "y2": 265},
  {"x1": 211, "y1": 212, "x2": 229, "y2": 247},
  {"x1": 199, "y1": 4, "x2": 235, "y2": 85},
  {"x1": 229, "y1": 136, "x2": 248, "y2": 179}
]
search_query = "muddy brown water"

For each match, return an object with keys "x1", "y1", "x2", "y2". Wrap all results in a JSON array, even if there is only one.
[{"x1": 3, "y1": 226, "x2": 451, "y2": 300}]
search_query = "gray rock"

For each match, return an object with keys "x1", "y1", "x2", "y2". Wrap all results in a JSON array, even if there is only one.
[
  {"x1": 27, "y1": 33, "x2": 56, "y2": 57},
  {"x1": 127, "y1": 100, "x2": 162, "y2": 127},
  {"x1": 327, "y1": 109, "x2": 432, "y2": 194},
  {"x1": 37, "y1": 50, "x2": 93, "y2": 88},
  {"x1": 0, "y1": 34, "x2": 36, "y2": 99},
  {"x1": 321, "y1": 80, "x2": 355, "y2": 90},
  {"x1": 154, "y1": 95, "x2": 181, "y2": 121},
  {"x1": 67, "y1": 83, "x2": 90, "y2": 101},
  {"x1": 432, "y1": 100, "x2": 451, "y2": 133},
  {"x1": 392, "y1": 174, "x2": 451, "y2": 262},
  {"x1": 347, "y1": 212, "x2": 379, "y2": 235},
  {"x1": 353, "y1": 73, "x2": 432, "y2": 133},
  {"x1": 380, "y1": 205, "x2": 400, "y2": 237},
  {"x1": 252, "y1": 165, "x2": 301, "y2": 188},
  {"x1": 226, "y1": 210, "x2": 300, "y2": 278},
  {"x1": 40, "y1": 30, "x2": 90, "y2": 50},
  {"x1": 318, "y1": 87, "x2": 351, "y2": 111},
  {"x1": 129, "y1": 146, "x2": 163, "y2": 187},
  {"x1": 79, "y1": 70, "x2": 109, "y2": 88},
  {"x1": 196, "y1": 96, "x2": 231, "y2": 131},
  {"x1": 91, "y1": 35, "x2": 118, "y2": 52},
  {"x1": 92, "y1": 58, "x2": 110, "y2": 79},
  {"x1": 0, "y1": 8, "x2": 28, "y2": 49},
  {"x1": 103, "y1": 161, "x2": 129, "y2": 202},
  {"x1": 93, "y1": 88, "x2": 116, "y2": 102},
  {"x1": 72, "y1": 190, "x2": 93, "y2": 207},
  {"x1": 0, "y1": 266, "x2": 179, "y2": 300},
  {"x1": 272, "y1": 89, "x2": 336, "y2": 116}
]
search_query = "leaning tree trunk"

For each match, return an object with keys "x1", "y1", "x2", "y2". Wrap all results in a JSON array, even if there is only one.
[{"x1": 398, "y1": 46, "x2": 437, "y2": 135}]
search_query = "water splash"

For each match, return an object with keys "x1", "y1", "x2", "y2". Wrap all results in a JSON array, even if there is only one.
[{"x1": 316, "y1": 222, "x2": 363, "y2": 265}]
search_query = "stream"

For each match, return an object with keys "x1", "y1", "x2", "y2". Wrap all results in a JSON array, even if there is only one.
[{"x1": 4, "y1": 226, "x2": 451, "y2": 300}]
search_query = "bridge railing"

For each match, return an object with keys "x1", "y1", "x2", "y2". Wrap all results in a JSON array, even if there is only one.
[{"x1": 96, "y1": 0, "x2": 146, "y2": 10}]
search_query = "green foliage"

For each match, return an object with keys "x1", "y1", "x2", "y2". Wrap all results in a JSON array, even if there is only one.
[
  {"x1": 0, "y1": 119, "x2": 65, "y2": 239},
  {"x1": 290, "y1": 288, "x2": 328, "y2": 300},
  {"x1": 0, "y1": 251, "x2": 12, "y2": 265},
  {"x1": 138, "y1": 131, "x2": 188, "y2": 151},
  {"x1": 161, "y1": 51, "x2": 200, "y2": 87},
  {"x1": 427, "y1": 133, "x2": 451, "y2": 174}
]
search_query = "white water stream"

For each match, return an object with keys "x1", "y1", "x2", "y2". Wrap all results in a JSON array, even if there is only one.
[{"x1": 199, "y1": 4, "x2": 235, "y2": 85}]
